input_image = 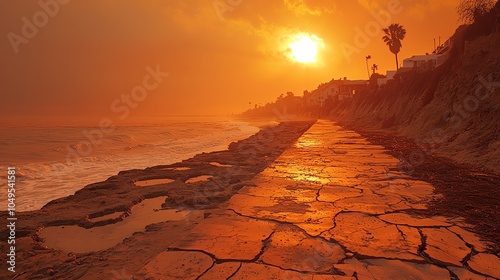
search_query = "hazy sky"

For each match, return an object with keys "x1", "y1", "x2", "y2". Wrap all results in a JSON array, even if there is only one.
[{"x1": 1, "y1": 0, "x2": 461, "y2": 118}]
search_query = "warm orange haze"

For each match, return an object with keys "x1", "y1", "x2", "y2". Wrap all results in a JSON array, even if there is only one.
[
  {"x1": 1, "y1": 0, "x2": 461, "y2": 118},
  {"x1": 2, "y1": 0, "x2": 500, "y2": 279}
]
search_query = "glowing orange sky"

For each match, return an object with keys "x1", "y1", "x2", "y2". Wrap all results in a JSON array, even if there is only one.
[{"x1": 0, "y1": 0, "x2": 461, "y2": 118}]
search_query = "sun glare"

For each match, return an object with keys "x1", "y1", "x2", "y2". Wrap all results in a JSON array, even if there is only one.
[{"x1": 288, "y1": 33, "x2": 324, "y2": 63}]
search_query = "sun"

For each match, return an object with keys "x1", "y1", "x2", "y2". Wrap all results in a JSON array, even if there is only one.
[{"x1": 288, "y1": 33, "x2": 324, "y2": 63}]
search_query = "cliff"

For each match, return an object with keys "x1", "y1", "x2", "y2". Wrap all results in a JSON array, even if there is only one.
[{"x1": 331, "y1": 4, "x2": 500, "y2": 173}]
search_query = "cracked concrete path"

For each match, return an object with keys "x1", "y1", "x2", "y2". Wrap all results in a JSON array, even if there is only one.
[{"x1": 149, "y1": 120, "x2": 499, "y2": 279}]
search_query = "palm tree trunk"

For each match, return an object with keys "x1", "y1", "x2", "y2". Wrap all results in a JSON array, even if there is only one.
[
  {"x1": 366, "y1": 60, "x2": 370, "y2": 79},
  {"x1": 395, "y1": 53, "x2": 399, "y2": 70}
]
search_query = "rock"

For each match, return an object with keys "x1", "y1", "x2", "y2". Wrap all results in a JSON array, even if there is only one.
[
  {"x1": 333, "y1": 193, "x2": 404, "y2": 214},
  {"x1": 397, "y1": 225, "x2": 422, "y2": 256},
  {"x1": 135, "y1": 251, "x2": 213, "y2": 279},
  {"x1": 421, "y1": 227, "x2": 470, "y2": 266},
  {"x1": 373, "y1": 180, "x2": 438, "y2": 205},
  {"x1": 175, "y1": 210, "x2": 276, "y2": 260},
  {"x1": 260, "y1": 225, "x2": 345, "y2": 273},
  {"x1": 317, "y1": 186, "x2": 362, "y2": 203},
  {"x1": 198, "y1": 262, "x2": 241, "y2": 280},
  {"x1": 230, "y1": 263, "x2": 309, "y2": 279},
  {"x1": 377, "y1": 213, "x2": 451, "y2": 227},
  {"x1": 447, "y1": 266, "x2": 491, "y2": 280},
  {"x1": 324, "y1": 212, "x2": 422, "y2": 260},
  {"x1": 313, "y1": 275, "x2": 355, "y2": 280},
  {"x1": 335, "y1": 258, "x2": 449, "y2": 280},
  {"x1": 227, "y1": 177, "x2": 341, "y2": 236},
  {"x1": 467, "y1": 253, "x2": 500, "y2": 279},
  {"x1": 448, "y1": 226, "x2": 491, "y2": 252}
]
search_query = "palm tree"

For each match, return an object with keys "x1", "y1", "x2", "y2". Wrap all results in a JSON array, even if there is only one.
[
  {"x1": 371, "y1": 64, "x2": 378, "y2": 74},
  {"x1": 382, "y1": 24, "x2": 406, "y2": 70},
  {"x1": 365, "y1": 55, "x2": 371, "y2": 79}
]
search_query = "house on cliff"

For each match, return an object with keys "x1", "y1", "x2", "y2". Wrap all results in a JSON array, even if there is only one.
[
  {"x1": 403, "y1": 39, "x2": 452, "y2": 69},
  {"x1": 377, "y1": 70, "x2": 397, "y2": 86},
  {"x1": 402, "y1": 53, "x2": 450, "y2": 69},
  {"x1": 378, "y1": 39, "x2": 452, "y2": 86},
  {"x1": 306, "y1": 78, "x2": 368, "y2": 106}
]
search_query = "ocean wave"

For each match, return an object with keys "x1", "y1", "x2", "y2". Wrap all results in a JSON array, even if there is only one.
[{"x1": 0, "y1": 119, "x2": 259, "y2": 211}]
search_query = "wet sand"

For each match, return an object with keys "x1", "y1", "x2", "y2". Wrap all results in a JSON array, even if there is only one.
[{"x1": 1, "y1": 120, "x2": 499, "y2": 279}]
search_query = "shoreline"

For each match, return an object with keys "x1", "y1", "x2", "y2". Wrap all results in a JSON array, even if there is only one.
[
  {"x1": 0, "y1": 120, "x2": 315, "y2": 229},
  {"x1": 0, "y1": 117, "x2": 263, "y2": 212}
]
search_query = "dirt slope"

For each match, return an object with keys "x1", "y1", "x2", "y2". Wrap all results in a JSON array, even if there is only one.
[{"x1": 331, "y1": 6, "x2": 500, "y2": 173}]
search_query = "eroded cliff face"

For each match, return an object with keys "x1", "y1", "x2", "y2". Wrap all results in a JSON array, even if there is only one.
[
  {"x1": 403, "y1": 32, "x2": 500, "y2": 173},
  {"x1": 332, "y1": 14, "x2": 500, "y2": 173}
]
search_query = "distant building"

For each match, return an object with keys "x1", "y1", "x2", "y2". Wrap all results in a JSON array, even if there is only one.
[
  {"x1": 402, "y1": 53, "x2": 449, "y2": 69},
  {"x1": 306, "y1": 78, "x2": 368, "y2": 106},
  {"x1": 378, "y1": 38, "x2": 452, "y2": 86},
  {"x1": 402, "y1": 39, "x2": 451, "y2": 69},
  {"x1": 377, "y1": 70, "x2": 397, "y2": 86}
]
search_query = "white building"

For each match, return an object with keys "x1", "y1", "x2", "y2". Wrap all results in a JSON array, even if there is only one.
[
  {"x1": 378, "y1": 39, "x2": 452, "y2": 86},
  {"x1": 402, "y1": 39, "x2": 451, "y2": 69}
]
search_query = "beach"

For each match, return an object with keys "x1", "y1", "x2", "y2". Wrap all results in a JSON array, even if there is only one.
[{"x1": 1, "y1": 120, "x2": 499, "y2": 279}]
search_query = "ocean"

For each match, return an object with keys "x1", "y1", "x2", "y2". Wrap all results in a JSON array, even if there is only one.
[{"x1": 0, "y1": 116, "x2": 260, "y2": 212}]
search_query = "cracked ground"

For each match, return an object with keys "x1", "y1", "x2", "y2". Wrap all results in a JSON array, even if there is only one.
[
  {"x1": 146, "y1": 121, "x2": 500, "y2": 279},
  {"x1": 160, "y1": 120, "x2": 498, "y2": 279},
  {"x1": 7, "y1": 120, "x2": 500, "y2": 279}
]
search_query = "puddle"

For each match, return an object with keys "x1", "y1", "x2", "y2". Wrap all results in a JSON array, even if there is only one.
[
  {"x1": 135, "y1": 178, "x2": 175, "y2": 187},
  {"x1": 88, "y1": 212, "x2": 124, "y2": 223},
  {"x1": 186, "y1": 175, "x2": 212, "y2": 184},
  {"x1": 210, "y1": 162, "x2": 232, "y2": 168},
  {"x1": 291, "y1": 174, "x2": 330, "y2": 184},
  {"x1": 295, "y1": 138, "x2": 322, "y2": 148},
  {"x1": 39, "y1": 196, "x2": 189, "y2": 253}
]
